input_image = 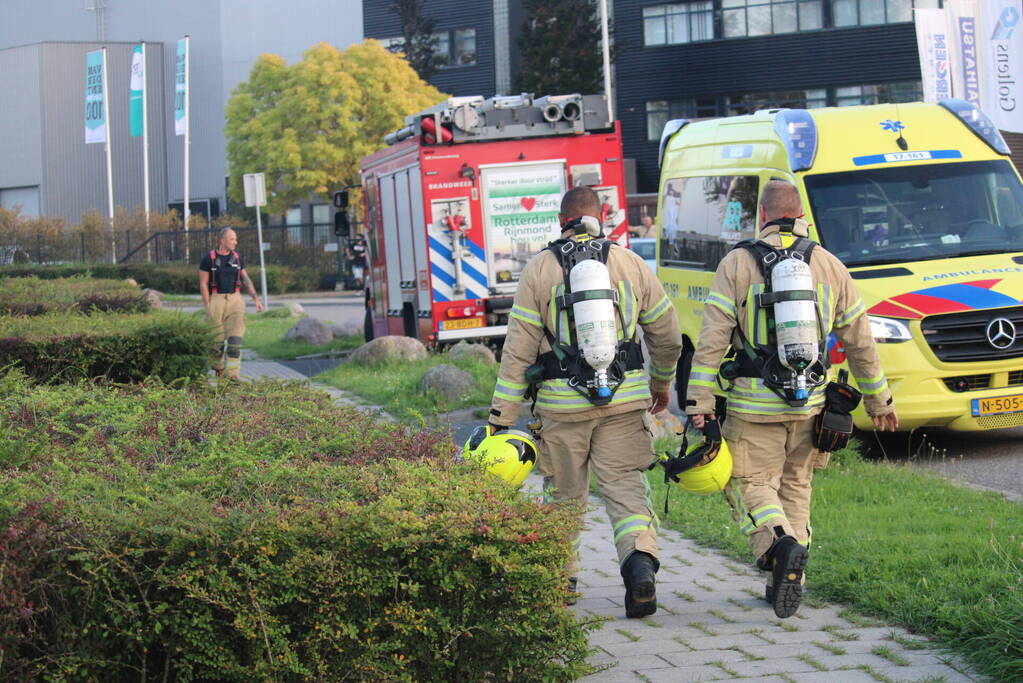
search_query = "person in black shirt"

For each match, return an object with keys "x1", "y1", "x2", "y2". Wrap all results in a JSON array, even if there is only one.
[{"x1": 198, "y1": 228, "x2": 263, "y2": 379}]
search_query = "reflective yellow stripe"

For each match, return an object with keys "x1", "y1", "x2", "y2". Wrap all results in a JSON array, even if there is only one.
[
  {"x1": 536, "y1": 372, "x2": 650, "y2": 409},
  {"x1": 856, "y1": 374, "x2": 888, "y2": 395},
  {"x1": 705, "y1": 291, "x2": 736, "y2": 318},
  {"x1": 510, "y1": 304, "x2": 543, "y2": 327},
  {"x1": 613, "y1": 514, "x2": 652, "y2": 532},
  {"x1": 613, "y1": 514, "x2": 653, "y2": 542},
  {"x1": 639, "y1": 294, "x2": 672, "y2": 325},
  {"x1": 650, "y1": 364, "x2": 675, "y2": 381},
  {"x1": 835, "y1": 299, "x2": 866, "y2": 328},
  {"x1": 620, "y1": 281, "x2": 638, "y2": 339}
]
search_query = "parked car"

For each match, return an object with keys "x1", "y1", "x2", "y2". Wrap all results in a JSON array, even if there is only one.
[{"x1": 629, "y1": 237, "x2": 656, "y2": 272}]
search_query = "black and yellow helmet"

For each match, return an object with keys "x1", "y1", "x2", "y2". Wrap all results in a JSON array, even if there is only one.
[
  {"x1": 661, "y1": 419, "x2": 732, "y2": 494},
  {"x1": 461, "y1": 425, "x2": 538, "y2": 488}
]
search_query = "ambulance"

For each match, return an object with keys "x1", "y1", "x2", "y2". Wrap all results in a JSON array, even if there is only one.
[
  {"x1": 656, "y1": 99, "x2": 1023, "y2": 432},
  {"x1": 358, "y1": 93, "x2": 629, "y2": 345}
]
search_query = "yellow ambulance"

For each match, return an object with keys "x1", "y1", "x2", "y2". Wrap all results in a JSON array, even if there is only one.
[{"x1": 657, "y1": 99, "x2": 1023, "y2": 432}]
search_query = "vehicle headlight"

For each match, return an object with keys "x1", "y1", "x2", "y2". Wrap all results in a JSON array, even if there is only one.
[{"x1": 868, "y1": 316, "x2": 912, "y2": 343}]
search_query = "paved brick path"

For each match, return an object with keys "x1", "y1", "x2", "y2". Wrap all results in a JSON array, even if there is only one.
[
  {"x1": 239, "y1": 359, "x2": 977, "y2": 683},
  {"x1": 568, "y1": 487, "x2": 976, "y2": 683}
]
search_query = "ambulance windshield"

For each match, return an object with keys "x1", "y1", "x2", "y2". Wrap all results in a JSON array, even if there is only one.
[{"x1": 804, "y1": 160, "x2": 1023, "y2": 268}]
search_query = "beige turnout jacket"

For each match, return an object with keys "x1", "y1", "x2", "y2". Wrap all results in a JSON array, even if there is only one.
[
  {"x1": 489, "y1": 231, "x2": 683, "y2": 426},
  {"x1": 686, "y1": 219, "x2": 894, "y2": 423}
]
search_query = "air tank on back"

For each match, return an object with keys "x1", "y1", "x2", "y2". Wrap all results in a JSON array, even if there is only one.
[
  {"x1": 569, "y1": 259, "x2": 617, "y2": 398},
  {"x1": 771, "y1": 257, "x2": 819, "y2": 400}
]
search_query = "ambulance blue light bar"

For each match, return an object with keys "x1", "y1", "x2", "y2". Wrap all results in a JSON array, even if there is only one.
[
  {"x1": 939, "y1": 98, "x2": 1011, "y2": 155},
  {"x1": 658, "y1": 119, "x2": 688, "y2": 168},
  {"x1": 773, "y1": 109, "x2": 818, "y2": 172}
]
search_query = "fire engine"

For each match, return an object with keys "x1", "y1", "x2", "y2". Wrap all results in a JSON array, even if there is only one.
[{"x1": 358, "y1": 93, "x2": 629, "y2": 345}]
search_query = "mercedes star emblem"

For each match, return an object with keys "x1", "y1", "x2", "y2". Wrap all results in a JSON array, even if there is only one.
[{"x1": 985, "y1": 317, "x2": 1017, "y2": 350}]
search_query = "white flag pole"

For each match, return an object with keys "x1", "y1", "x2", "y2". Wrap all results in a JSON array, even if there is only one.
[
  {"x1": 102, "y1": 47, "x2": 116, "y2": 263},
  {"x1": 600, "y1": 0, "x2": 613, "y2": 123},
  {"x1": 183, "y1": 35, "x2": 191, "y2": 260},
  {"x1": 142, "y1": 41, "x2": 150, "y2": 231}
]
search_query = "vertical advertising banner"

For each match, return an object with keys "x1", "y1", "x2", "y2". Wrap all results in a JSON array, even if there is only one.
[
  {"x1": 84, "y1": 49, "x2": 106, "y2": 144},
  {"x1": 481, "y1": 162, "x2": 566, "y2": 284},
  {"x1": 129, "y1": 44, "x2": 144, "y2": 137},
  {"x1": 982, "y1": 0, "x2": 1023, "y2": 132},
  {"x1": 915, "y1": 9, "x2": 954, "y2": 102},
  {"x1": 175, "y1": 38, "x2": 187, "y2": 136},
  {"x1": 946, "y1": 0, "x2": 983, "y2": 106}
]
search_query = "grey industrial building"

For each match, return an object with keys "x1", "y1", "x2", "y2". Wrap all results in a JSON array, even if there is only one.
[{"x1": 0, "y1": 0, "x2": 363, "y2": 222}]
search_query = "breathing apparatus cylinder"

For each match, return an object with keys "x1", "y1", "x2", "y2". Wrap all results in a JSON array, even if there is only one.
[
  {"x1": 569, "y1": 259, "x2": 617, "y2": 398},
  {"x1": 771, "y1": 258, "x2": 818, "y2": 400}
]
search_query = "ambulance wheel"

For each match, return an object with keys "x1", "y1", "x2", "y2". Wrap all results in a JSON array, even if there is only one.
[
  {"x1": 363, "y1": 305, "x2": 374, "y2": 342},
  {"x1": 675, "y1": 338, "x2": 694, "y2": 410}
]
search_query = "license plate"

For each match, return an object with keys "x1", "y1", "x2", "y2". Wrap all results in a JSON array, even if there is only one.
[
  {"x1": 971, "y1": 394, "x2": 1023, "y2": 417},
  {"x1": 440, "y1": 317, "x2": 483, "y2": 331}
]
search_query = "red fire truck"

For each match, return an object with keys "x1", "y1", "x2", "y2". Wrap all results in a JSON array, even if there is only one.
[{"x1": 358, "y1": 93, "x2": 629, "y2": 345}]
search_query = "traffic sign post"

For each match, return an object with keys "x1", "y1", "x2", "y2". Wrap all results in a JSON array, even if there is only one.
[{"x1": 243, "y1": 173, "x2": 269, "y2": 310}]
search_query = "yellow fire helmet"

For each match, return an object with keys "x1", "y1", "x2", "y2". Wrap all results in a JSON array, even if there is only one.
[
  {"x1": 660, "y1": 419, "x2": 733, "y2": 495},
  {"x1": 461, "y1": 425, "x2": 538, "y2": 488}
]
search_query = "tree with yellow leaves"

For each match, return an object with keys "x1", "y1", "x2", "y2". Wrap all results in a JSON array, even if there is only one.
[{"x1": 225, "y1": 40, "x2": 446, "y2": 215}]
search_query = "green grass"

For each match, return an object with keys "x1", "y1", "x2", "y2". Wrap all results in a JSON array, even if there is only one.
[
  {"x1": 244, "y1": 312, "x2": 363, "y2": 360},
  {"x1": 316, "y1": 353, "x2": 499, "y2": 420},
  {"x1": 648, "y1": 438, "x2": 1023, "y2": 681}
]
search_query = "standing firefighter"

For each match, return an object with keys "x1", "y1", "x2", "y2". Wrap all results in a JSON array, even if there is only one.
[
  {"x1": 488, "y1": 187, "x2": 682, "y2": 618},
  {"x1": 686, "y1": 180, "x2": 898, "y2": 618},
  {"x1": 198, "y1": 228, "x2": 264, "y2": 379}
]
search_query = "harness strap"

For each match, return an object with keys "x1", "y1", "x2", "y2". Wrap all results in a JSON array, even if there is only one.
[
  {"x1": 209, "y1": 249, "x2": 242, "y2": 294},
  {"x1": 756, "y1": 290, "x2": 817, "y2": 306},
  {"x1": 556, "y1": 288, "x2": 619, "y2": 308}
]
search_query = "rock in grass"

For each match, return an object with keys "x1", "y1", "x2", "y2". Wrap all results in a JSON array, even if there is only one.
[
  {"x1": 284, "y1": 317, "x2": 333, "y2": 345},
  {"x1": 419, "y1": 363, "x2": 476, "y2": 401},
  {"x1": 285, "y1": 302, "x2": 305, "y2": 316},
  {"x1": 447, "y1": 341, "x2": 496, "y2": 365},
  {"x1": 330, "y1": 321, "x2": 363, "y2": 338},
  {"x1": 141, "y1": 288, "x2": 163, "y2": 309},
  {"x1": 349, "y1": 335, "x2": 428, "y2": 364}
]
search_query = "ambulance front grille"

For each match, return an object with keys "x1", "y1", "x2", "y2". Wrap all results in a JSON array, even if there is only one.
[
  {"x1": 921, "y1": 307, "x2": 1023, "y2": 362},
  {"x1": 976, "y1": 412, "x2": 1023, "y2": 429},
  {"x1": 1009, "y1": 370, "x2": 1023, "y2": 386}
]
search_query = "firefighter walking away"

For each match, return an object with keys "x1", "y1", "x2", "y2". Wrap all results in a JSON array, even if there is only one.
[
  {"x1": 487, "y1": 187, "x2": 682, "y2": 618},
  {"x1": 686, "y1": 180, "x2": 898, "y2": 618}
]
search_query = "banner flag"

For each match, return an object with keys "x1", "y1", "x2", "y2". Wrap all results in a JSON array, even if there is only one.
[
  {"x1": 946, "y1": 0, "x2": 983, "y2": 106},
  {"x1": 129, "y1": 44, "x2": 144, "y2": 137},
  {"x1": 981, "y1": 0, "x2": 1023, "y2": 132},
  {"x1": 84, "y1": 49, "x2": 106, "y2": 144},
  {"x1": 915, "y1": 9, "x2": 954, "y2": 103},
  {"x1": 175, "y1": 38, "x2": 187, "y2": 136}
]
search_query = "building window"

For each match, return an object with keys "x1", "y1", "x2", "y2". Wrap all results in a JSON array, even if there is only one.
[
  {"x1": 643, "y1": 3, "x2": 714, "y2": 45},
  {"x1": 835, "y1": 81, "x2": 923, "y2": 106},
  {"x1": 646, "y1": 98, "x2": 718, "y2": 141},
  {"x1": 453, "y1": 28, "x2": 477, "y2": 65},
  {"x1": 833, "y1": 0, "x2": 938, "y2": 27},
  {"x1": 727, "y1": 88, "x2": 827, "y2": 115},
  {"x1": 380, "y1": 29, "x2": 476, "y2": 67},
  {"x1": 286, "y1": 206, "x2": 303, "y2": 245},
  {"x1": 722, "y1": 0, "x2": 823, "y2": 37}
]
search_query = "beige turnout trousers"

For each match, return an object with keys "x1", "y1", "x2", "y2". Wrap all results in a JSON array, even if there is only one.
[
  {"x1": 207, "y1": 292, "x2": 246, "y2": 378},
  {"x1": 722, "y1": 414, "x2": 828, "y2": 561},
  {"x1": 540, "y1": 409, "x2": 658, "y2": 576}
]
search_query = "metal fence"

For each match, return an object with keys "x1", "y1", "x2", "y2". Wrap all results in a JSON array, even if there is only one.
[
  {"x1": 119, "y1": 223, "x2": 356, "y2": 274},
  {"x1": 2, "y1": 222, "x2": 360, "y2": 274}
]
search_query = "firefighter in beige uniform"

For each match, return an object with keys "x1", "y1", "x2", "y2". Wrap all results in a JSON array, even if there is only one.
[
  {"x1": 198, "y1": 228, "x2": 264, "y2": 379},
  {"x1": 687, "y1": 180, "x2": 898, "y2": 618},
  {"x1": 489, "y1": 187, "x2": 682, "y2": 618}
]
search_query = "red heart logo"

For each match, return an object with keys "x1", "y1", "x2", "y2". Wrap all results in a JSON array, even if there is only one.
[{"x1": 520, "y1": 197, "x2": 537, "y2": 211}]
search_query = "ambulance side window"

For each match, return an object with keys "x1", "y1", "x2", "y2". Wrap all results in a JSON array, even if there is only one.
[
  {"x1": 659, "y1": 176, "x2": 759, "y2": 271},
  {"x1": 364, "y1": 177, "x2": 380, "y2": 262}
]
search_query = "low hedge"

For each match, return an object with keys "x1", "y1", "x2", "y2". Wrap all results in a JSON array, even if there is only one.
[
  {"x1": 0, "y1": 311, "x2": 215, "y2": 383},
  {"x1": 0, "y1": 276, "x2": 148, "y2": 315},
  {"x1": 0, "y1": 263, "x2": 321, "y2": 295},
  {"x1": 0, "y1": 375, "x2": 593, "y2": 681}
]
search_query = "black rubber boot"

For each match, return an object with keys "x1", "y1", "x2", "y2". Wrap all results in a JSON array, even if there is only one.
[
  {"x1": 621, "y1": 551, "x2": 658, "y2": 618},
  {"x1": 764, "y1": 583, "x2": 774, "y2": 604},
  {"x1": 770, "y1": 536, "x2": 808, "y2": 618}
]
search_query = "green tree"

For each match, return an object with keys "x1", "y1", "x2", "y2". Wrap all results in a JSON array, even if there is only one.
[
  {"x1": 388, "y1": 0, "x2": 440, "y2": 81},
  {"x1": 225, "y1": 41, "x2": 445, "y2": 214},
  {"x1": 515, "y1": 0, "x2": 608, "y2": 96}
]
